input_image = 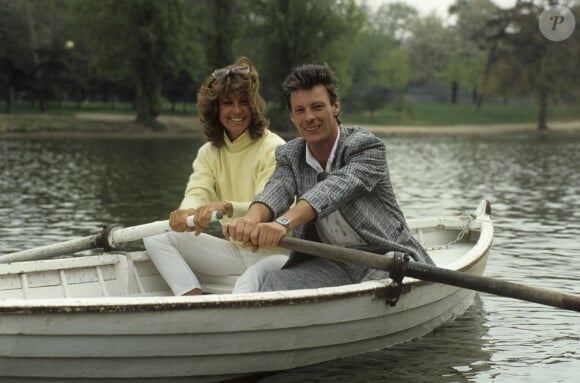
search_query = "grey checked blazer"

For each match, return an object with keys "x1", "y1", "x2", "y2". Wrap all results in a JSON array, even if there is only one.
[{"x1": 254, "y1": 126, "x2": 434, "y2": 265}]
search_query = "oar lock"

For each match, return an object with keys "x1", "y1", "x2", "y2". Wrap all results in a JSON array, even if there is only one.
[
  {"x1": 95, "y1": 224, "x2": 123, "y2": 252},
  {"x1": 374, "y1": 252, "x2": 410, "y2": 307}
]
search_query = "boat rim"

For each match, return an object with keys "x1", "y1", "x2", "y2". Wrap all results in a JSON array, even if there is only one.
[{"x1": 0, "y1": 211, "x2": 492, "y2": 315}]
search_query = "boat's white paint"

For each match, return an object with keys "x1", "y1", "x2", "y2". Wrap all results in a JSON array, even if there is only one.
[{"x1": 0, "y1": 202, "x2": 493, "y2": 382}]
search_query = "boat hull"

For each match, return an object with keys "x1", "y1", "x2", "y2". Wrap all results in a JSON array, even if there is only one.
[{"x1": 0, "y1": 204, "x2": 492, "y2": 381}]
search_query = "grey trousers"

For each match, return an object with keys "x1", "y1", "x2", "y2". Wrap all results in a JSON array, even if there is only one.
[{"x1": 259, "y1": 255, "x2": 389, "y2": 292}]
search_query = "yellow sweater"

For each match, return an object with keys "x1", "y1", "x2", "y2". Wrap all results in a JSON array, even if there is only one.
[{"x1": 179, "y1": 129, "x2": 285, "y2": 223}]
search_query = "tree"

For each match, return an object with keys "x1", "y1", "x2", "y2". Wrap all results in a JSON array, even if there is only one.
[
  {"x1": 195, "y1": 0, "x2": 241, "y2": 68},
  {"x1": 341, "y1": 3, "x2": 415, "y2": 119},
  {"x1": 0, "y1": 0, "x2": 32, "y2": 112},
  {"x1": 71, "y1": 0, "x2": 204, "y2": 130},
  {"x1": 368, "y1": 1, "x2": 418, "y2": 42},
  {"x1": 0, "y1": 0, "x2": 81, "y2": 112},
  {"x1": 344, "y1": 27, "x2": 411, "y2": 118},
  {"x1": 376, "y1": 46, "x2": 412, "y2": 112},
  {"x1": 481, "y1": 1, "x2": 580, "y2": 130},
  {"x1": 448, "y1": 0, "x2": 500, "y2": 104},
  {"x1": 404, "y1": 13, "x2": 451, "y2": 85},
  {"x1": 241, "y1": 0, "x2": 365, "y2": 130},
  {"x1": 344, "y1": 30, "x2": 394, "y2": 116}
]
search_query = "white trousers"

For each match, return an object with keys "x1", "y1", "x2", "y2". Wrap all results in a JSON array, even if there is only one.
[{"x1": 143, "y1": 232, "x2": 289, "y2": 295}]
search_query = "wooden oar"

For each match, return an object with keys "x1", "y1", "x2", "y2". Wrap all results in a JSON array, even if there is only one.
[
  {"x1": 279, "y1": 237, "x2": 580, "y2": 313},
  {"x1": 0, "y1": 212, "x2": 223, "y2": 264}
]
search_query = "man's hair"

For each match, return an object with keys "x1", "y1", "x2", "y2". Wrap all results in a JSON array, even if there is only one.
[
  {"x1": 281, "y1": 64, "x2": 341, "y2": 124},
  {"x1": 197, "y1": 56, "x2": 268, "y2": 147}
]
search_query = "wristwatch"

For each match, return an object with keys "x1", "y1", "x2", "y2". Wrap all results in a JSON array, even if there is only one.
[{"x1": 275, "y1": 216, "x2": 291, "y2": 230}]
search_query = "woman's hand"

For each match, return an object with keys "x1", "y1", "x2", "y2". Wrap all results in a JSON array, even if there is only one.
[
  {"x1": 169, "y1": 201, "x2": 232, "y2": 236},
  {"x1": 169, "y1": 208, "x2": 196, "y2": 232}
]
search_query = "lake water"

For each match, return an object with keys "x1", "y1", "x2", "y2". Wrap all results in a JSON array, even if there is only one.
[{"x1": 1, "y1": 131, "x2": 579, "y2": 382}]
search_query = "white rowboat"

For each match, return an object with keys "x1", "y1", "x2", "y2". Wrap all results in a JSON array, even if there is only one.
[{"x1": 0, "y1": 201, "x2": 494, "y2": 382}]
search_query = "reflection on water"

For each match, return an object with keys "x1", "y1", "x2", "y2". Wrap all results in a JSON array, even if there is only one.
[
  {"x1": 1, "y1": 132, "x2": 579, "y2": 382},
  {"x1": 1, "y1": 138, "x2": 204, "y2": 252}
]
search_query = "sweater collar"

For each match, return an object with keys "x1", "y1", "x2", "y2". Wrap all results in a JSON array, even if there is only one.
[{"x1": 223, "y1": 129, "x2": 254, "y2": 152}]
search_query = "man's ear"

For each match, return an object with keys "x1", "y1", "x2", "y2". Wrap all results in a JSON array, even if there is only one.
[{"x1": 333, "y1": 101, "x2": 340, "y2": 116}]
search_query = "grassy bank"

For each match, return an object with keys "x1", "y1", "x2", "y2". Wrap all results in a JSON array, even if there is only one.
[
  {"x1": 3, "y1": 100, "x2": 197, "y2": 117},
  {"x1": 343, "y1": 102, "x2": 580, "y2": 126},
  {"x1": 1, "y1": 101, "x2": 579, "y2": 136}
]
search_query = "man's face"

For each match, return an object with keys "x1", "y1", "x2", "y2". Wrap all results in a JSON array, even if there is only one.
[{"x1": 289, "y1": 84, "x2": 339, "y2": 146}]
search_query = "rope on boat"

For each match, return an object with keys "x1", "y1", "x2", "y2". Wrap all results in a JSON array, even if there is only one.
[{"x1": 424, "y1": 210, "x2": 476, "y2": 251}]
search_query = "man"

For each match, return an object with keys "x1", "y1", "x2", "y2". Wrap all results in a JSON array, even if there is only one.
[{"x1": 223, "y1": 63, "x2": 433, "y2": 291}]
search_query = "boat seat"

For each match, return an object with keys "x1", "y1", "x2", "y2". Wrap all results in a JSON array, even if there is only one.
[{"x1": 0, "y1": 254, "x2": 130, "y2": 299}]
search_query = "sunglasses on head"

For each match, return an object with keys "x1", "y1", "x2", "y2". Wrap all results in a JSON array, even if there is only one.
[{"x1": 211, "y1": 65, "x2": 250, "y2": 82}]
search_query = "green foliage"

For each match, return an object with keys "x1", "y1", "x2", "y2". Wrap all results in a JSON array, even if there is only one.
[
  {"x1": 344, "y1": 7, "x2": 413, "y2": 118},
  {"x1": 194, "y1": 0, "x2": 241, "y2": 68},
  {"x1": 70, "y1": 0, "x2": 205, "y2": 130},
  {"x1": 0, "y1": 0, "x2": 32, "y2": 111},
  {"x1": 240, "y1": 0, "x2": 365, "y2": 130},
  {"x1": 481, "y1": 2, "x2": 580, "y2": 129},
  {"x1": 367, "y1": 1, "x2": 418, "y2": 42},
  {"x1": 344, "y1": 102, "x2": 580, "y2": 126},
  {"x1": 2, "y1": 0, "x2": 579, "y2": 134},
  {"x1": 376, "y1": 48, "x2": 411, "y2": 91},
  {"x1": 405, "y1": 14, "x2": 450, "y2": 83},
  {"x1": 344, "y1": 30, "x2": 395, "y2": 115}
]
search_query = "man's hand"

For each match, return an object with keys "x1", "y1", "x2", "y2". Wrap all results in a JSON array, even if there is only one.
[
  {"x1": 223, "y1": 219, "x2": 286, "y2": 252},
  {"x1": 222, "y1": 216, "x2": 259, "y2": 249}
]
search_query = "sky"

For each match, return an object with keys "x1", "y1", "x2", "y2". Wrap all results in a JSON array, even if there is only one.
[{"x1": 362, "y1": 0, "x2": 517, "y2": 19}]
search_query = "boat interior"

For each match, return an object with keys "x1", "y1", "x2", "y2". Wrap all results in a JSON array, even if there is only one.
[{"x1": 0, "y1": 217, "x2": 482, "y2": 300}]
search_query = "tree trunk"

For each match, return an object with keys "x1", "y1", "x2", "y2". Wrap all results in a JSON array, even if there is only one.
[
  {"x1": 475, "y1": 94, "x2": 484, "y2": 112},
  {"x1": 25, "y1": 0, "x2": 46, "y2": 113},
  {"x1": 3, "y1": 85, "x2": 12, "y2": 113},
  {"x1": 135, "y1": 67, "x2": 165, "y2": 131},
  {"x1": 451, "y1": 81, "x2": 458, "y2": 104},
  {"x1": 471, "y1": 87, "x2": 478, "y2": 105},
  {"x1": 537, "y1": 86, "x2": 548, "y2": 131}
]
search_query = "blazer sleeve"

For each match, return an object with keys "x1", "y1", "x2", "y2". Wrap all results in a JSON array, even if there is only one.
[{"x1": 252, "y1": 143, "x2": 299, "y2": 218}]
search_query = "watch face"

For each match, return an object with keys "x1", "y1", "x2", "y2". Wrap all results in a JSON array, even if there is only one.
[{"x1": 276, "y1": 216, "x2": 290, "y2": 228}]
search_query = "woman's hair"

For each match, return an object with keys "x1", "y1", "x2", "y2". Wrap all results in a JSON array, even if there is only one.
[
  {"x1": 197, "y1": 56, "x2": 268, "y2": 147},
  {"x1": 281, "y1": 63, "x2": 341, "y2": 124}
]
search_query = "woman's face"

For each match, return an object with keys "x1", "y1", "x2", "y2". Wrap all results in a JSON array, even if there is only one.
[{"x1": 219, "y1": 91, "x2": 252, "y2": 141}]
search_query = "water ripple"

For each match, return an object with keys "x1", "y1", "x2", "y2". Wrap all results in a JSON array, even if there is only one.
[{"x1": 2, "y1": 133, "x2": 580, "y2": 382}]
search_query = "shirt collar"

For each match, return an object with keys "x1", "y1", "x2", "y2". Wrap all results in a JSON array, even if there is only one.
[{"x1": 305, "y1": 128, "x2": 340, "y2": 173}]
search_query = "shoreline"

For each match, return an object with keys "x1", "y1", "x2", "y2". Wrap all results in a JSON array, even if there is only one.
[
  {"x1": 361, "y1": 120, "x2": 580, "y2": 135},
  {"x1": 1, "y1": 113, "x2": 580, "y2": 138}
]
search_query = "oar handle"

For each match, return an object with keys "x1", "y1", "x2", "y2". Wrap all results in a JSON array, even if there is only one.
[
  {"x1": 185, "y1": 210, "x2": 223, "y2": 227},
  {"x1": 0, "y1": 211, "x2": 224, "y2": 263},
  {"x1": 108, "y1": 210, "x2": 224, "y2": 248}
]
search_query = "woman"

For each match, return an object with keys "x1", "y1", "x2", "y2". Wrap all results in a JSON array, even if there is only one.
[{"x1": 144, "y1": 57, "x2": 288, "y2": 295}]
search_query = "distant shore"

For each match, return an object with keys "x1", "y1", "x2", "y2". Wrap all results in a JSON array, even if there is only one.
[
  {"x1": 0, "y1": 113, "x2": 203, "y2": 139},
  {"x1": 1, "y1": 113, "x2": 580, "y2": 138},
  {"x1": 361, "y1": 120, "x2": 580, "y2": 135}
]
